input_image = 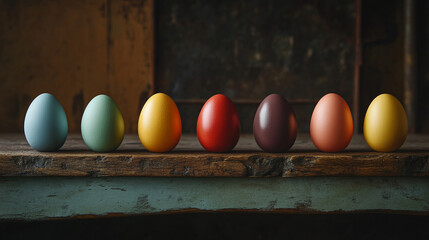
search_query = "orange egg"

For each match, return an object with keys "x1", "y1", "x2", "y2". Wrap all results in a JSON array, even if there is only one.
[{"x1": 310, "y1": 93, "x2": 353, "y2": 152}]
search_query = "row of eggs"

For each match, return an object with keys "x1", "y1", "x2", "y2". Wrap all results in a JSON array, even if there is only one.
[{"x1": 24, "y1": 92, "x2": 408, "y2": 153}]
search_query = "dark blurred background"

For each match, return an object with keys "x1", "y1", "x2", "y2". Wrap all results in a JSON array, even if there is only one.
[
  {"x1": 1, "y1": 0, "x2": 429, "y2": 238},
  {"x1": 1, "y1": 213, "x2": 429, "y2": 240},
  {"x1": 1, "y1": 0, "x2": 428, "y2": 134}
]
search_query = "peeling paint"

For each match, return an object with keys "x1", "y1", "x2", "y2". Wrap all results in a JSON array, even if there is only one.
[
  {"x1": 1, "y1": 177, "x2": 428, "y2": 220},
  {"x1": 13, "y1": 156, "x2": 52, "y2": 170},
  {"x1": 134, "y1": 195, "x2": 154, "y2": 211}
]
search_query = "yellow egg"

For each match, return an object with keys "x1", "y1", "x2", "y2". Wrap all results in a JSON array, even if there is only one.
[
  {"x1": 363, "y1": 94, "x2": 408, "y2": 152},
  {"x1": 138, "y1": 93, "x2": 182, "y2": 152}
]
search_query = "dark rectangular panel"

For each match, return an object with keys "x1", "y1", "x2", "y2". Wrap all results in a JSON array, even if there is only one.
[{"x1": 156, "y1": 0, "x2": 356, "y2": 132}]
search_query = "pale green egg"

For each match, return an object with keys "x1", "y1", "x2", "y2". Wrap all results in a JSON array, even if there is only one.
[{"x1": 81, "y1": 95, "x2": 124, "y2": 152}]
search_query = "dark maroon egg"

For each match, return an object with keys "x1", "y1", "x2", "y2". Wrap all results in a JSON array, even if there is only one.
[{"x1": 253, "y1": 94, "x2": 297, "y2": 152}]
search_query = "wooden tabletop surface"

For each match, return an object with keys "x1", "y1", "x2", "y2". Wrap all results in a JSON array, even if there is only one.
[{"x1": 0, "y1": 134, "x2": 429, "y2": 177}]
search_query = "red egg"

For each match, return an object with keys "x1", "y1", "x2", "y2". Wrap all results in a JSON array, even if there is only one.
[
  {"x1": 310, "y1": 93, "x2": 353, "y2": 152},
  {"x1": 197, "y1": 94, "x2": 240, "y2": 152}
]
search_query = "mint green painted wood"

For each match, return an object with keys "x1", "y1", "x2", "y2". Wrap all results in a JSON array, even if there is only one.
[{"x1": 1, "y1": 177, "x2": 428, "y2": 220}]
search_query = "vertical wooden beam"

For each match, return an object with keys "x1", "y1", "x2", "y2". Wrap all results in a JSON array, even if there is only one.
[
  {"x1": 98, "y1": 0, "x2": 155, "y2": 133},
  {"x1": 353, "y1": 0, "x2": 362, "y2": 133},
  {"x1": 404, "y1": 0, "x2": 417, "y2": 133},
  {"x1": 111, "y1": 0, "x2": 154, "y2": 133}
]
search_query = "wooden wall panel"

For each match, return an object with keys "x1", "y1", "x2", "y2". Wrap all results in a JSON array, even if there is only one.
[
  {"x1": 359, "y1": 0, "x2": 404, "y2": 132},
  {"x1": 416, "y1": 1, "x2": 429, "y2": 133},
  {"x1": 156, "y1": 0, "x2": 356, "y2": 133},
  {"x1": 0, "y1": 0, "x2": 154, "y2": 133},
  {"x1": 108, "y1": 0, "x2": 154, "y2": 133}
]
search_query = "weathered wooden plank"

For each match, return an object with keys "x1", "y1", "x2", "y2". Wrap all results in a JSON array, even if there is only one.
[
  {"x1": 0, "y1": 134, "x2": 429, "y2": 177},
  {"x1": 0, "y1": 177, "x2": 428, "y2": 220},
  {"x1": 0, "y1": 0, "x2": 154, "y2": 133}
]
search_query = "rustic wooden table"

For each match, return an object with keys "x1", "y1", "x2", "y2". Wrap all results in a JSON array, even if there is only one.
[{"x1": 1, "y1": 134, "x2": 428, "y2": 220}]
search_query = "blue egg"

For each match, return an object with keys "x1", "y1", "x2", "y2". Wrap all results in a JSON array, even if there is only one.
[{"x1": 24, "y1": 93, "x2": 68, "y2": 151}]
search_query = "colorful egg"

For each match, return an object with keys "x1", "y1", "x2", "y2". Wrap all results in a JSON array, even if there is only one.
[
  {"x1": 197, "y1": 94, "x2": 240, "y2": 152},
  {"x1": 364, "y1": 94, "x2": 408, "y2": 152},
  {"x1": 253, "y1": 94, "x2": 297, "y2": 152},
  {"x1": 310, "y1": 93, "x2": 353, "y2": 152},
  {"x1": 24, "y1": 93, "x2": 68, "y2": 151},
  {"x1": 81, "y1": 94, "x2": 124, "y2": 152},
  {"x1": 138, "y1": 93, "x2": 182, "y2": 152}
]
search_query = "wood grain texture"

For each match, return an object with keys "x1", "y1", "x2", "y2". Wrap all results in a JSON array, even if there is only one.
[
  {"x1": 0, "y1": 134, "x2": 429, "y2": 177},
  {"x1": 0, "y1": 0, "x2": 154, "y2": 133}
]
